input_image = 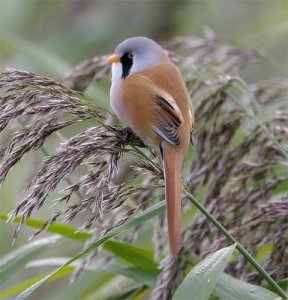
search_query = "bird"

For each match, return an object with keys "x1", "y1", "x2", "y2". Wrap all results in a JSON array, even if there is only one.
[{"x1": 107, "y1": 36, "x2": 194, "y2": 255}]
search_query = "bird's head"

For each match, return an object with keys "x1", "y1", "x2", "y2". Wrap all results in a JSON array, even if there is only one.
[{"x1": 107, "y1": 36, "x2": 166, "y2": 80}]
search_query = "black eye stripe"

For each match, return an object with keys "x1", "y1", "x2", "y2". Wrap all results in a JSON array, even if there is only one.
[{"x1": 121, "y1": 52, "x2": 133, "y2": 79}]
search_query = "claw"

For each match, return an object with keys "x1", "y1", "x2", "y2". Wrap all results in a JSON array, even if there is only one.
[{"x1": 118, "y1": 127, "x2": 134, "y2": 148}]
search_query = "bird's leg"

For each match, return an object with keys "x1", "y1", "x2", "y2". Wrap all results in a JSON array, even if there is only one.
[
  {"x1": 117, "y1": 127, "x2": 146, "y2": 149},
  {"x1": 119, "y1": 127, "x2": 134, "y2": 148}
]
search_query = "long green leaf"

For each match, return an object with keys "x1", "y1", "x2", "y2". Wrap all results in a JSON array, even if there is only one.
[
  {"x1": 0, "y1": 235, "x2": 60, "y2": 286},
  {"x1": 0, "y1": 214, "x2": 91, "y2": 241},
  {"x1": 0, "y1": 261, "x2": 126, "y2": 299},
  {"x1": 214, "y1": 273, "x2": 281, "y2": 300},
  {"x1": 1, "y1": 258, "x2": 114, "y2": 299},
  {"x1": 104, "y1": 240, "x2": 158, "y2": 272},
  {"x1": 26, "y1": 257, "x2": 156, "y2": 288},
  {"x1": 106, "y1": 286, "x2": 141, "y2": 300},
  {"x1": 1, "y1": 214, "x2": 159, "y2": 273},
  {"x1": 14, "y1": 200, "x2": 165, "y2": 300},
  {"x1": 26, "y1": 257, "x2": 157, "y2": 287},
  {"x1": 173, "y1": 244, "x2": 236, "y2": 300},
  {"x1": 106, "y1": 264, "x2": 157, "y2": 287}
]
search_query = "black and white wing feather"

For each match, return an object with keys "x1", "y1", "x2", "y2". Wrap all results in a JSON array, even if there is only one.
[{"x1": 153, "y1": 94, "x2": 183, "y2": 146}]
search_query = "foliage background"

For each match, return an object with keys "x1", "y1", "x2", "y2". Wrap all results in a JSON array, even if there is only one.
[{"x1": 0, "y1": 0, "x2": 287, "y2": 299}]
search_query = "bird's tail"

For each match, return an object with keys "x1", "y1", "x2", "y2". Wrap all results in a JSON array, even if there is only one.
[{"x1": 162, "y1": 142, "x2": 184, "y2": 256}]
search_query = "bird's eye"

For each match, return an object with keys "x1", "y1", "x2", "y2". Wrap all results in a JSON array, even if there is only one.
[{"x1": 128, "y1": 53, "x2": 134, "y2": 59}]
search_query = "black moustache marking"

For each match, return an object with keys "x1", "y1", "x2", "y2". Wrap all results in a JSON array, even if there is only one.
[{"x1": 121, "y1": 53, "x2": 133, "y2": 79}]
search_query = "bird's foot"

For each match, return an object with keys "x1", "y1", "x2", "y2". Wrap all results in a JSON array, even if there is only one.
[{"x1": 119, "y1": 127, "x2": 134, "y2": 148}]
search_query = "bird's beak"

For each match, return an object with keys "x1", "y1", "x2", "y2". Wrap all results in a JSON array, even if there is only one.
[{"x1": 106, "y1": 55, "x2": 120, "y2": 64}]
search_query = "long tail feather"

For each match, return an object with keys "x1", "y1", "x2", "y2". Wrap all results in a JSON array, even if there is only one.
[{"x1": 162, "y1": 142, "x2": 183, "y2": 256}]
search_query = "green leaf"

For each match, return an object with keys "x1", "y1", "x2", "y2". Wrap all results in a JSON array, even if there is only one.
[
  {"x1": 25, "y1": 257, "x2": 98, "y2": 270},
  {"x1": 0, "y1": 214, "x2": 92, "y2": 242},
  {"x1": 173, "y1": 244, "x2": 236, "y2": 300},
  {"x1": 106, "y1": 264, "x2": 157, "y2": 287},
  {"x1": 1, "y1": 214, "x2": 159, "y2": 274},
  {"x1": 214, "y1": 273, "x2": 281, "y2": 300},
  {"x1": 104, "y1": 240, "x2": 158, "y2": 272},
  {"x1": 14, "y1": 200, "x2": 165, "y2": 300},
  {"x1": 106, "y1": 286, "x2": 141, "y2": 300},
  {"x1": 26, "y1": 256, "x2": 157, "y2": 287},
  {"x1": 26, "y1": 256, "x2": 157, "y2": 288},
  {"x1": 0, "y1": 235, "x2": 60, "y2": 286},
  {"x1": 0, "y1": 259, "x2": 116, "y2": 299}
]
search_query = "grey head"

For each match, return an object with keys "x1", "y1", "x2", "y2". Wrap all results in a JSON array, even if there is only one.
[{"x1": 110, "y1": 36, "x2": 166, "y2": 80}]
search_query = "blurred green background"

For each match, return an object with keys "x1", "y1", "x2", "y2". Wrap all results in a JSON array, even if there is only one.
[
  {"x1": 0, "y1": 0, "x2": 287, "y2": 298},
  {"x1": 1, "y1": 0, "x2": 287, "y2": 80}
]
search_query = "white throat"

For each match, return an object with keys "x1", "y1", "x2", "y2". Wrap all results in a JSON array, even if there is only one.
[{"x1": 111, "y1": 62, "x2": 123, "y2": 82}]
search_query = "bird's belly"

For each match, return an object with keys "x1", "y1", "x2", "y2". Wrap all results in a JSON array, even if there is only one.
[{"x1": 110, "y1": 82, "x2": 160, "y2": 148}]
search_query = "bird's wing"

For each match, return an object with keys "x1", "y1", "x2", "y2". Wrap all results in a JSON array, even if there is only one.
[
  {"x1": 152, "y1": 91, "x2": 184, "y2": 146},
  {"x1": 120, "y1": 73, "x2": 185, "y2": 147}
]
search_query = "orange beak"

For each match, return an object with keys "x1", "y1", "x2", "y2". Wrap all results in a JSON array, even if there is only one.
[{"x1": 106, "y1": 55, "x2": 121, "y2": 64}]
